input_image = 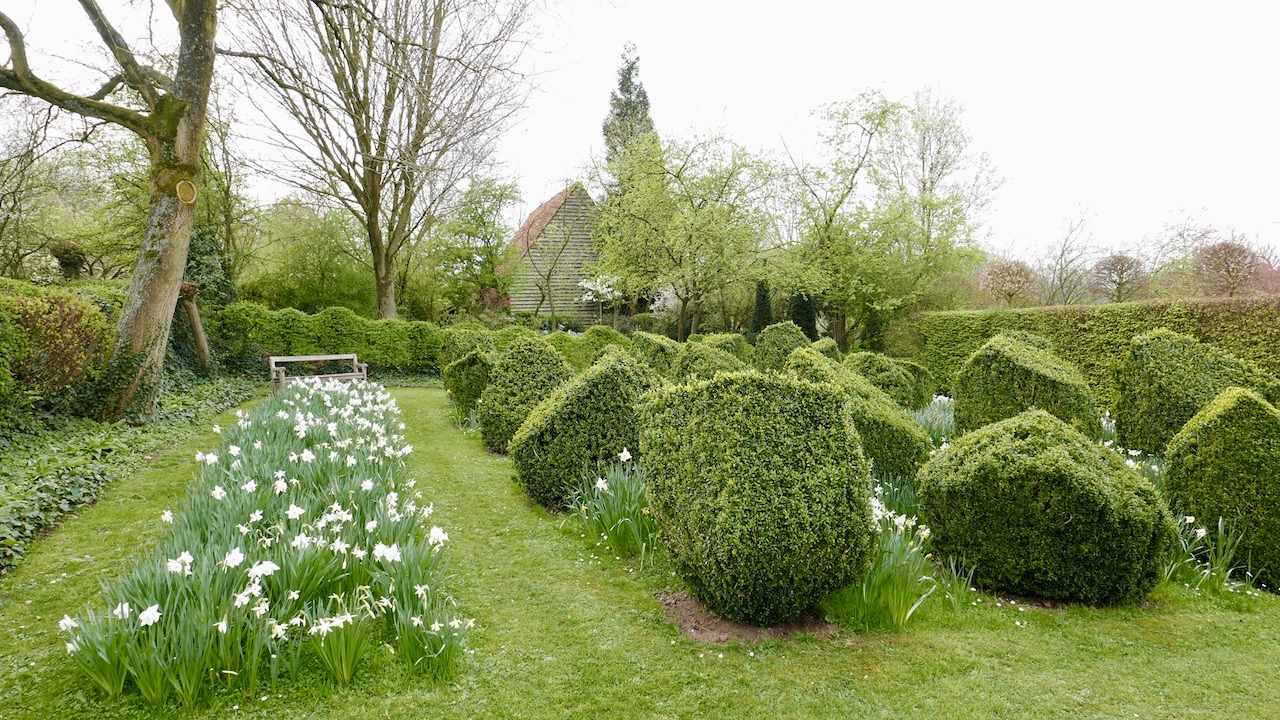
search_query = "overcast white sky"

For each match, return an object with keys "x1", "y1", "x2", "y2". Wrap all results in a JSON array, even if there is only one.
[{"x1": 7, "y1": 1, "x2": 1280, "y2": 260}]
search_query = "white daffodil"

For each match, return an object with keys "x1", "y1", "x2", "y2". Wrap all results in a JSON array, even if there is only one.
[
  {"x1": 618, "y1": 447, "x2": 632, "y2": 463},
  {"x1": 111, "y1": 602, "x2": 131, "y2": 619},
  {"x1": 138, "y1": 604, "x2": 161, "y2": 627},
  {"x1": 211, "y1": 485, "x2": 227, "y2": 501},
  {"x1": 58, "y1": 615, "x2": 79, "y2": 632},
  {"x1": 286, "y1": 504, "x2": 305, "y2": 520},
  {"x1": 161, "y1": 509, "x2": 174, "y2": 524},
  {"x1": 429, "y1": 526, "x2": 448, "y2": 548},
  {"x1": 224, "y1": 547, "x2": 245, "y2": 568}
]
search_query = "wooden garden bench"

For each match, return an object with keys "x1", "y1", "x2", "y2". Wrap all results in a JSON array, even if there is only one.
[{"x1": 268, "y1": 354, "x2": 368, "y2": 392}]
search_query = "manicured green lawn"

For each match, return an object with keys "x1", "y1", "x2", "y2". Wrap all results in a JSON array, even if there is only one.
[{"x1": 3, "y1": 386, "x2": 1279, "y2": 718}]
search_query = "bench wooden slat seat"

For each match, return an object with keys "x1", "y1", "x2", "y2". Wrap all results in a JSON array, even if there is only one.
[{"x1": 269, "y1": 354, "x2": 368, "y2": 392}]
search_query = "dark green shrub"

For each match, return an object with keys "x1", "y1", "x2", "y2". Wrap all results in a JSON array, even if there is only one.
[
  {"x1": 671, "y1": 341, "x2": 745, "y2": 381},
  {"x1": 785, "y1": 347, "x2": 930, "y2": 479},
  {"x1": 893, "y1": 358, "x2": 935, "y2": 409},
  {"x1": 953, "y1": 334, "x2": 1098, "y2": 436},
  {"x1": 363, "y1": 320, "x2": 413, "y2": 371},
  {"x1": 477, "y1": 337, "x2": 573, "y2": 453},
  {"x1": 630, "y1": 331, "x2": 679, "y2": 375},
  {"x1": 639, "y1": 371, "x2": 875, "y2": 624},
  {"x1": 440, "y1": 325, "x2": 494, "y2": 368},
  {"x1": 845, "y1": 351, "x2": 916, "y2": 408},
  {"x1": 698, "y1": 332, "x2": 753, "y2": 363},
  {"x1": 1115, "y1": 328, "x2": 1280, "y2": 453},
  {"x1": 576, "y1": 325, "x2": 633, "y2": 368},
  {"x1": 543, "y1": 330, "x2": 579, "y2": 368},
  {"x1": 900, "y1": 296, "x2": 1280, "y2": 397},
  {"x1": 510, "y1": 348, "x2": 658, "y2": 508},
  {"x1": 442, "y1": 349, "x2": 493, "y2": 418},
  {"x1": 918, "y1": 409, "x2": 1175, "y2": 604},
  {"x1": 306, "y1": 306, "x2": 366, "y2": 355},
  {"x1": 492, "y1": 325, "x2": 540, "y2": 353},
  {"x1": 0, "y1": 312, "x2": 23, "y2": 431},
  {"x1": 811, "y1": 337, "x2": 841, "y2": 361},
  {"x1": 1164, "y1": 387, "x2": 1280, "y2": 584},
  {"x1": 753, "y1": 321, "x2": 809, "y2": 371}
]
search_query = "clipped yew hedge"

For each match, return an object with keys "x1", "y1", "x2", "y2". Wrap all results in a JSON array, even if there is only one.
[
  {"x1": 640, "y1": 371, "x2": 875, "y2": 625},
  {"x1": 753, "y1": 321, "x2": 810, "y2": 372},
  {"x1": 510, "y1": 347, "x2": 658, "y2": 508},
  {"x1": 845, "y1": 351, "x2": 916, "y2": 408},
  {"x1": 442, "y1": 349, "x2": 492, "y2": 418},
  {"x1": 476, "y1": 336, "x2": 573, "y2": 453},
  {"x1": 785, "y1": 347, "x2": 931, "y2": 479},
  {"x1": 697, "y1": 332, "x2": 754, "y2": 363},
  {"x1": 953, "y1": 333, "x2": 1098, "y2": 435},
  {"x1": 671, "y1": 341, "x2": 746, "y2": 381},
  {"x1": 1164, "y1": 387, "x2": 1280, "y2": 583},
  {"x1": 1114, "y1": 329, "x2": 1280, "y2": 453},
  {"x1": 918, "y1": 409, "x2": 1175, "y2": 604},
  {"x1": 630, "y1": 331, "x2": 680, "y2": 375},
  {"x1": 897, "y1": 296, "x2": 1280, "y2": 399},
  {"x1": 440, "y1": 324, "x2": 494, "y2": 368}
]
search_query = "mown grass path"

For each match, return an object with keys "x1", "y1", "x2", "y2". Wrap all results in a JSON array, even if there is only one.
[{"x1": 2, "y1": 386, "x2": 1279, "y2": 718}]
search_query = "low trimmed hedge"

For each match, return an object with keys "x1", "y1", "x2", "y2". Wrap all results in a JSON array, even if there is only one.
[
  {"x1": 1165, "y1": 387, "x2": 1280, "y2": 584},
  {"x1": 1114, "y1": 329, "x2": 1280, "y2": 453},
  {"x1": 918, "y1": 409, "x2": 1175, "y2": 604},
  {"x1": 671, "y1": 341, "x2": 745, "y2": 381},
  {"x1": 639, "y1": 371, "x2": 875, "y2": 625},
  {"x1": 442, "y1": 349, "x2": 492, "y2": 418},
  {"x1": 753, "y1": 321, "x2": 809, "y2": 372},
  {"x1": 953, "y1": 333, "x2": 1098, "y2": 436},
  {"x1": 477, "y1": 336, "x2": 573, "y2": 453},
  {"x1": 785, "y1": 347, "x2": 931, "y2": 479},
  {"x1": 210, "y1": 302, "x2": 443, "y2": 376},
  {"x1": 510, "y1": 347, "x2": 657, "y2": 508},
  {"x1": 630, "y1": 331, "x2": 680, "y2": 375},
  {"x1": 845, "y1": 352, "x2": 916, "y2": 408},
  {"x1": 898, "y1": 296, "x2": 1280, "y2": 398}
]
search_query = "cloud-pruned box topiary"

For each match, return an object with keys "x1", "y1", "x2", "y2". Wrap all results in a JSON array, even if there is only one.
[
  {"x1": 576, "y1": 325, "x2": 633, "y2": 368},
  {"x1": 753, "y1": 321, "x2": 810, "y2": 372},
  {"x1": 639, "y1": 371, "x2": 875, "y2": 625},
  {"x1": 1115, "y1": 328, "x2": 1280, "y2": 454},
  {"x1": 1164, "y1": 386, "x2": 1280, "y2": 584},
  {"x1": 630, "y1": 331, "x2": 679, "y2": 375},
  {"x1": 671, "y1": 341, "x2": 745, "y2": 382},
  {"x1": 698, "y1": 333, "x2": 754, "y2": 363},
  {"x1": 785, "y1": 347, "x2": 931, "y2": 479},
  {"x1": 510, "y1": 347, "x2": 658, "y2": 508},
  {"x1": 844, "y1": 351, "x2": 917, "y2": 409},
  {"x1": 442, "y1": 349, "x2": 493, "y2": 419},
  {"x1": 543, "y1": 330, "x2": 579, "y2": 368},
  {"x1": 918, "y1": 409, "x2": 1175, "y2": 605},
  {"x1": 953, "y1": 333, "x2": 1098, "y2": 436},
  {"x1": 811, "y1": 337, "x2": 841, "y2": 362},
  {"x1": 491, "y1": 325, "x2": 540, "y2": 354},
  {"x1": 893, "y1": 358, "x2": 935, "y2": 409},
  {"x1": 440, "y1": 324, "x2": 494, "y2": 369},
  {"x1": 477, "y1": 336, "x2": 573, "y2": 453}
]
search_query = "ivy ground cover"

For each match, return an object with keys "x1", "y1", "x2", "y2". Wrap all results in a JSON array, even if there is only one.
[{"x1": 2, "y1": 387, "x2": 1280, "y2": 718}]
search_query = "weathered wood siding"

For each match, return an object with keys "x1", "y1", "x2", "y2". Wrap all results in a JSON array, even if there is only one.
[{"x1": 508, "y1": 185, "x2": 600, "y2": 323}]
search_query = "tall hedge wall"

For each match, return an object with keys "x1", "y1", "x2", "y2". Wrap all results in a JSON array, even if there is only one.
[
  {"x1": 209, "y1": 302, "x2": 443, "y2": 376},
  {"x1": 896, "y1": 296, "x2": 1280, "y2": 401}
]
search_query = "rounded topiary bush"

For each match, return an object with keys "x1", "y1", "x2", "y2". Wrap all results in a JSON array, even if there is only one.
[
  {"x1": 753, "y1": 321, "x2": 810, "y2": 372},
  {"x1": 630, "y1": 331, "x2": 679, "y2": 375},
  {"x1": 640, "y1": 371, "x2": 875, "y2": 625},
  {"x1": 698, "y1": 332, "x2": 753, "y2": 363},
  {"x1": 893, "y1": 358, "x2": 935, "y2": 409},
  {"x1": 785, "y1": 347, "x2": 931, "y2": 479},
  {"x1": 953, "y1": 333, "x2": 1098, "y2": 436},
  {"x1": 918, "y1": 409, "x2": 1175, "y2": 604},
  {"x1": 844, "y1": 351, "x2": 916, "y2": 408},
  {"x1": 510, "y1": 347, "x2": 658, "y2": 508},
  {"x1": 1115, "y1": 328, "x2": 1280, "y2": 454},
  {"x1": 811, "y1": 337, "x2": 841, "y2": 361},
  {"x1": 442, "y1": 349, "x2": 492, "y2": 418},
  {"x1": 1164, "y1": 386, "x2": 1280, "y2": 584},
  {"x1": 671, "y1": 341, "x2": 745, "y2": 381},
  {"x1": 491, "y1": 325, "x2": 540, "y2": 354},
  {"x1": 543, "y1": 330, "x2": 580, "y2": 368},
  {"x1": 440, "y1": 324, "x2": 494, "y2": 368},
  {"x1": 477, "y1": 337, "x2": 573, "y2": 453}
]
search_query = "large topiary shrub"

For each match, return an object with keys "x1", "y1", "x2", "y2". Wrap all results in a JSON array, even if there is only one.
[
  {"x1": 630, "y1": 331, "x2": 679, "y2": 375},
  {"x1": 753, "y1": 321, "x2": 809, "y2": 372},
  {"x1": 577, "y1": 325, "x2": 632, "y2": 367},
  {"x1": 698, "y1": 332, "x2": 753, "y2": 363},
  {"x1": 442, "y1": 349, "x2": 493, "y2": 418},
  {"x1": 1164, "y1": 386, "x2": 1280, "y2": 584},
  {"x1": 440, "y1": 324, "x2": 494, "y2": 368},
  {"x1": 893, "y1": 358, "x2": 935, "y2": 409},
  {"x1": 640, "y1": 371, "x2": 875, "y2": 625},
  {"x1": 491, "y1": 325, "x2": 540, "y2": 354},
  {"x1": 844, "y1": 351, "x2": 917, "y2": 408},
  {"x1": 953, "y1": 333, "x2": 1098, "y2": 436},
  {"x1": 811, "y1": 337, "x2": 841, "y2": 362},
  {"x1": 918, "y1": 409, "x2": 1175, "y2": 604},
  {"x1": 477, "y1": 336, "x2": 573, "y2": 453},
  {"x1": 671, "y1": 341, "x2": 745, "y2": 381},
  {"x1": 1115, "y1": 328, "x2": 1280, "y2": 453},
  {"x1": 785, "y1": 347, "x2": 931, "y2": 479},
  {"x1": 510, "y1": 347, "x2": 658, "y2": 508}
]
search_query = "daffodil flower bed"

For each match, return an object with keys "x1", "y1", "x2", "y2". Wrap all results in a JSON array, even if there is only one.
[{"x1": 56, "y1": 378, "x2": 470, "y2": 707}]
